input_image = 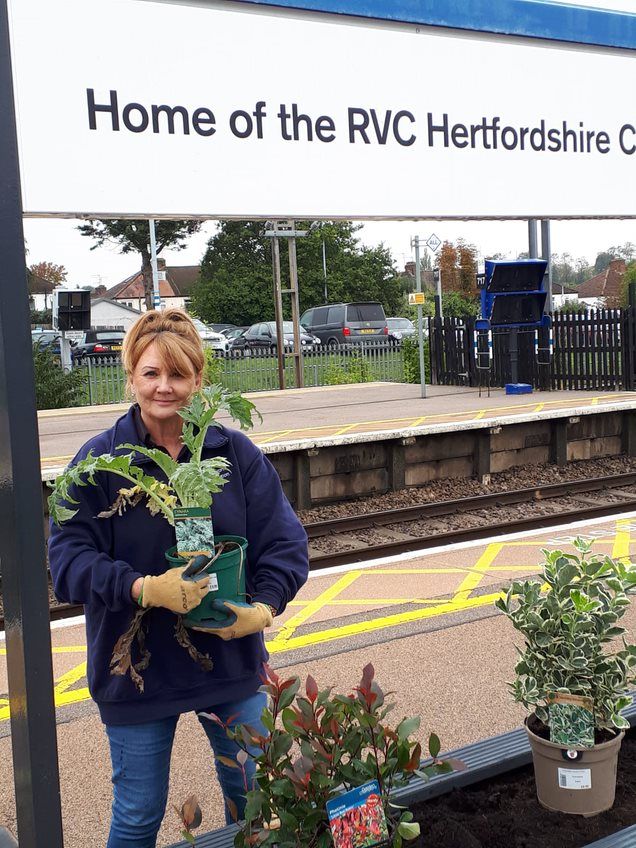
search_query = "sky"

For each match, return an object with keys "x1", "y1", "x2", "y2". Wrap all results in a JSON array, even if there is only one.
[{"x1": 23, "y1": 217, "x2": 636, "y2": 290}]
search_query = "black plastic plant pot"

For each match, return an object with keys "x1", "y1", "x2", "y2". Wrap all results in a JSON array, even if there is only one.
[{"x1": 165, "y1": 535, "x2": 247, "y2": 627}]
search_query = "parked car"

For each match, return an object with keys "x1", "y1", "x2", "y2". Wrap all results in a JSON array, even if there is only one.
[
  {"x1": 300, "y1": 302, "x2": 388, "y2": 346},
  {"x1": 386, "y1": 317, "x2": 416, "y2": 345},
  {"x1": 72, "y1": 330, "x2": 125, "y2": 359},
  {"x1": 220, "y1": 326, "x2": 247, "y2": 340},
  {"x1": 209, "y1": 323, "x2": 238, "y2": 333},
  {"x1": 191, "y1": 318, "x2": 229, "y2": 353},
  {"x1": 233, "y1": 321, "x2": 320, "y2": 352},
  {"x1": 32, "y1": 330, "x2": 63, "y2": 355}
]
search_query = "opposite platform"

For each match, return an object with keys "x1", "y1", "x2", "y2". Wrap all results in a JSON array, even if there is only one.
[{"x1": 39, "y1": 382, "x2": 636, "y2": 478}]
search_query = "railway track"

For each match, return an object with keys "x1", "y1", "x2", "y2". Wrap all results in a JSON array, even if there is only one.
[{"x1": 3, "y1": 471, "x2": 636, "y2": 629}]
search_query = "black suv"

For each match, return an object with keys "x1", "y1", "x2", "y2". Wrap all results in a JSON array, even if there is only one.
[
  {"x1": 72, "y1": 330, "x2": 125, "y2": 359},
  {"x1": 300, "y1": 302, "x2": 388, "y2": 346}
]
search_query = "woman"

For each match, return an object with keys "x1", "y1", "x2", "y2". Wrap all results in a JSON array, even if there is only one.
[{"x1": 48, "y1": 308, "x2": 309, "y2": 847}]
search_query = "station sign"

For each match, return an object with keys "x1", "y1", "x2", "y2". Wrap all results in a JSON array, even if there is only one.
[{"x1": 7, "y1": 0, "x2": 636, "y2": 219}]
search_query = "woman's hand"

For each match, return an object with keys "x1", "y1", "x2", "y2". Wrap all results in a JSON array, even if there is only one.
[
  {"x1": 193, "y1": 601, "x2": 274, "y2": 639},
  {"x1": 140, "y1": 568, "x2": 209, "y2": 614}
]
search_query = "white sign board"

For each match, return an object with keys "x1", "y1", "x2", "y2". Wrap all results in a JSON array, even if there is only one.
[{"x1": 7, "y1": 0, "x2": 636, "y2": 219}]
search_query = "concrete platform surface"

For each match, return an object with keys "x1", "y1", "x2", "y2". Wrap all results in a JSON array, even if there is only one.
[
  {"x1": 2, "y1": 512, "x2": 636, "y2": 846},
  {"x1": 39, "y1": 383, "x2": 636, "y2": 477}
]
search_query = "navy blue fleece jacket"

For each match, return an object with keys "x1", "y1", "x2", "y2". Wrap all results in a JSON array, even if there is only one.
[{"x1": 48, "y1": 406, "x2": 309, "y2": 725}]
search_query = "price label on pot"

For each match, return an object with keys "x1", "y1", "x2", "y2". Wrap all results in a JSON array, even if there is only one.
[
  {"x1": 558, "y1": 768, "x2": 592, "y2": 790},
  {"x1": 208, "y1": 573, "x2": 219, "y2": 592}
]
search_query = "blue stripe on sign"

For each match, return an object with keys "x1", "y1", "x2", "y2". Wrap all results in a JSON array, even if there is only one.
[{"x1": 232, "y1": 0, "x2": 636, "y2": 50}]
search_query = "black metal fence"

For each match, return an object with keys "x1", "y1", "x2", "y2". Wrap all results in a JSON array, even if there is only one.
[{"x1": 428, "y1": 308, "x2": 636, "y2": 392}]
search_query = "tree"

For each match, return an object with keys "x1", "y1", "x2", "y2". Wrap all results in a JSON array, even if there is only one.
[
  {"x1": 190, "y1": 221, "x2": 403, "y2": 325},
  {"x1": 594, "y1": 247, "x2": 618, "y2": 274},
  {"x1": 29, "y1": 261, "x2": 67, "y2": 285},
  {"x1": 77, "y1": 220, "x2": 201, "y2": 310}
]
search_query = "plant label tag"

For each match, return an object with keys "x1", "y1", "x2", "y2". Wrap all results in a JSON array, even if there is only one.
[
  {"x1": 208, "y1": 573, "x2": 219, "y2": 592},
  {"x1": 558, "y1": 768, "x2": 592, "y2": 790},
  {"x1": 174, "y1": 507, "x2": 215, "y2": 557},
  {"x1": 548, "y1": 693, "x2": 595, "y2": 749},
  {"x1": 326, "y1": 780, "x2": 389, "y2": 848}
]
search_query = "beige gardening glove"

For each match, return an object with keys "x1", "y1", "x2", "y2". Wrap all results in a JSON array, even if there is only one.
[
  {"x1": 193, "y1": 601, "x2": 274, "y2": 640},
  {"x1": 141, "y1": 567, "x2": 209, "y2": 614}
]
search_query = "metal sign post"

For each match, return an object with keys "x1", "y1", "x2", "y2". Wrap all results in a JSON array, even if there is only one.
[
  {"x1": 149, "y1": 219, "x2": 161, "y2": 311},
  {"x1": 0, "y1": 0, "x2": 64, "y2": 844},
  {"x1": 410, "y1": 235, "x2": 427, "y2": 399},
  {"x1": 264, "y1": 221, "x2": 309, "y2": 390}
]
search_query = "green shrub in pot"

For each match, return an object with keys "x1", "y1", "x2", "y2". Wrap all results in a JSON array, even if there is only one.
[
  {"x1": 495, "y1": 537, "x2": 636, "y2": 814},
  {"x1": 202, "y1": 663, "x2": 461, "y2": 848}
]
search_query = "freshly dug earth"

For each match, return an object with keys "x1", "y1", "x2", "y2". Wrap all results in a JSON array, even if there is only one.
[{"x1": 412, "y1": 730, "x2": 636, "y2": 848}]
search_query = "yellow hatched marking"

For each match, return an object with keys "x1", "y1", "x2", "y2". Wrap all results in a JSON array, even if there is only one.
[
  {"x1": 267, "y1": 570, "x2": 362, "y2": 649},
  {"x1": 592, "y1": 397, "x2": 599, "y2": 405},
  {"x1": 473, "y1": 410, "x2": 486, "y2": 420},
  {"x1": 332, "y1": 423, "x2": 361, "y2": 436},
  {"x1": 254, "y1": 430, "x2": 294, "y2": 445},
  {"x1": 267, "y1": 590, "x2": 505, "y2": 654},
  {"x1": 0, "y1": 660, "x2": 89, "y2": 722},
  {"x1": 410, "y1": 416, "x2": 428, "y2": 427},
  {"x1": 534, "y1": 403, "x2": 544, "y2": 413},
  {"x1": 453, "y1": 544, "x2": 503, "y2": 602}
]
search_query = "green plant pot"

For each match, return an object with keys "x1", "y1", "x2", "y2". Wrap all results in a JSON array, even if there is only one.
[{"x1": 165, "y1": 535, "x2": 247, "y2": 627}]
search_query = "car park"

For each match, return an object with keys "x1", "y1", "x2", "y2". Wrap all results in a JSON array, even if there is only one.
[
  {"x1": 233, "y1": 321, "x2": 320, "y2": 352},
  {"x1": 71, "y1": 330, "x2": 125, "y2": 359},
  {"x1": 386, "y1": 317, "x2": 417, "y2": 345},
  {"x1": 300, "y1": 301, "x2": 388, "y2": 346}
]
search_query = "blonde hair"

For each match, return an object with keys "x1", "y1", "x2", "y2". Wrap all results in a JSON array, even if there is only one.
[{"x1": 122, "y1": 308, "x2": 205, "y2": 386}]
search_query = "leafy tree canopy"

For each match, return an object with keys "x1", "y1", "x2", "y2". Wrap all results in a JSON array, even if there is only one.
[
  {"x1": 190, "y1": 221, "x2": 403, "y2": 326},
  {"x1": 29, "y1": 261, "x2": 67, "y2": 285},
  {"x1": 78, "y1": 220, "x2": 201, "y2": 309}
]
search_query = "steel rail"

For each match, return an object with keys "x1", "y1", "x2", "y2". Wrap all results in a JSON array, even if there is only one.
[{"x1": 3, "y1": 472, "x2": 636, "y2": 629}]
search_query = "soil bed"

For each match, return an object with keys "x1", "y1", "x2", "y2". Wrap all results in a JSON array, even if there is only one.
[{"x1": 412, "y1": 730, "x2": 636, "y2": 848}]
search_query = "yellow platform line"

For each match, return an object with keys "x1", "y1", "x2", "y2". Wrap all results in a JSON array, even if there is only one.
[
  {"x1": 410, "y1": 416, "x2": 428, "y2": 427},
  {"x1": 267, "y1": 590, "x2": 505, "y2": 654},
  {"x1": 453, "y1": 543, "x2": 503, "y2": 602},
  {"x1": 612, "y1": 519, "x2": 632, "y2": 561},
  {"x1": 0, "y1": 645, "x2": 86, "y2": 656}
]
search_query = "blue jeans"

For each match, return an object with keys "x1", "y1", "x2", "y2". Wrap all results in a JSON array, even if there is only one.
[{"x1": 105, "y1": 691, "x2": 266, "y2": 848}]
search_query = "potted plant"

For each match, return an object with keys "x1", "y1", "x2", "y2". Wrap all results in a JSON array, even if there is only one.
[
  {"x1": 201, "y1": 662, "x2": 460, "y2": 848},
  {"x1": 495, "y1": 537, "x2": 636, "y2": 816},
  {"x1": 48, "y1": 384, "x2": 261, "y2": 686}
]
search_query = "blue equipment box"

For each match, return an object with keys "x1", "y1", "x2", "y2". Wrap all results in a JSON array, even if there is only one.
[{"x1": 505, "y1": 383, "x2": 533, "y2": 395}]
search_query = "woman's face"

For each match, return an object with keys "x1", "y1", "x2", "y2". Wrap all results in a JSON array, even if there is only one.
[{"x1": 130, "y1": 340, "x2": 202, "y2": 427}]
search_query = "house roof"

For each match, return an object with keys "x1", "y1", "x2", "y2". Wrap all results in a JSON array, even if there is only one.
[
  {"x1": 91, "y1": 297, "x2": 142, "y2": 315},
  {"x1": 104, "y1": 264, "x2": 200, "y2": 301},
  {"x1": 27, "y1": 271, "x2": 56, "y2": 295},
  {"x1": 577, "y1": 259, "x2": 626, "y2": 300}
]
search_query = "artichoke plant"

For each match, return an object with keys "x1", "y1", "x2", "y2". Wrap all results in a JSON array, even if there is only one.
[{"x1": 495, "y1": 537, "x2": 636, "y2": 732}]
